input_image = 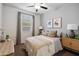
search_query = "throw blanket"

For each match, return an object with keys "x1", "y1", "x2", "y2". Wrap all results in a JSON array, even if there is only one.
[
  {"x1": 26, "y1": 35, "x2": 53, "y2": 49},
  {"x1": 25, "y1": 35, "x2": 62, "y2": 56}
]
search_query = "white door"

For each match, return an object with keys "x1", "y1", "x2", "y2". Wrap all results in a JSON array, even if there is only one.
[{"x1": 20, "y1": 13, "x2": 34, "y2": 43}]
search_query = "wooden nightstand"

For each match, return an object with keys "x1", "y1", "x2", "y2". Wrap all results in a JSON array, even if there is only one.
[
  {"x1": 0, "y1": 40, "x2": 14, "y2": 56},
  {"x1": 62, "y1": 37, "x2": 79, "y2": 53}
]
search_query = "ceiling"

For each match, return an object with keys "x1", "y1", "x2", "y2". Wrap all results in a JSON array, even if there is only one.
[{"x1": 4, "y1": 3, "x2": 64, "y2": 14}]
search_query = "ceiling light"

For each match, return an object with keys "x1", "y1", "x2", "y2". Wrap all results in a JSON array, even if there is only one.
[{"x1": 35, "y1": 5, "x2": 40, "y2": 9}]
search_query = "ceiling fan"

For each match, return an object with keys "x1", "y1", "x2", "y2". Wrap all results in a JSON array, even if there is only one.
[{"x1": 27, "y1": 3, "x2": 48, "y2": 12}]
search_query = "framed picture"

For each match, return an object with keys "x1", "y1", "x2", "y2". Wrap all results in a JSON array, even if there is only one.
[
  {"x1": 47, "y1": 20, "x2": 53, "y2": 28},
  {"x1": 53, "y1": 17, "x2": 62, "y2": 28}
]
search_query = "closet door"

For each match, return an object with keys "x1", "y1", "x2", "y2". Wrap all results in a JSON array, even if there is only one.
[{"x1": 19, "y1": 12, "x2": 34, "y2": 44}]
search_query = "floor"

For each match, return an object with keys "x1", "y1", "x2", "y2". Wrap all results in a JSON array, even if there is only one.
[
  {"x1": 14, "y1": 44, "x2": 79, "y2": 56},
  {"x1": 54, "y1": 50, "x2": 79, "y2": 56},
  {"x1": 14, "y1": 44, "x2": 28, "y2": 56}
]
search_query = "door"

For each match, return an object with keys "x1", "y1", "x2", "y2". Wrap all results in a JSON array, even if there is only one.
[
  {"x1": 16, "y1": 12, "x2": 34, "y2": 44},
  {"x1": 20, "y1": 12, "x2": 34, "y2": 43}
]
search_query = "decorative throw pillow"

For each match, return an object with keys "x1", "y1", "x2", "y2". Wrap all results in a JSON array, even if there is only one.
[
  {"x1": 42, "y1": 31, "x2": 48, "y2": 36},
  {"x1": 48, "y1": 31, "x2": 57, "y2": 37}
]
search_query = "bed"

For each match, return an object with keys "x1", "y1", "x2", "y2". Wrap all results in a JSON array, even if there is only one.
[{"x1": 24, "y1": 35, "x2": 63, "y2": 56}]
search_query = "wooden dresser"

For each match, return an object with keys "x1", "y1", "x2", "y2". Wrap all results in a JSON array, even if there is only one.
[{"x1": 62, "y1": 37, "x2": 79, "y2": 52}]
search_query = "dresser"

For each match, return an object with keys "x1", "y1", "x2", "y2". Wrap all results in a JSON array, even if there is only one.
[
  {"x1": 62, "y1": 37, "x2": 79, "y2": 52},
  {"x1": 0, "y1": 39, "x2": 14, "y2": 56}
]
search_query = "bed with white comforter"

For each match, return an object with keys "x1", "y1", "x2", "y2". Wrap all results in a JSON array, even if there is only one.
[{"x1": 24, "y1": 35, "x2": 63, "y2": 56}]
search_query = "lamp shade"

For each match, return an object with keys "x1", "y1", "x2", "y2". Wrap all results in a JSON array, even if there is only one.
[
  {"x1": 67, "y1": 24, "x2": 78, "y2": 30},
  {"x1": 39, "y1": 26, "x2": 43, "y2": 29}
]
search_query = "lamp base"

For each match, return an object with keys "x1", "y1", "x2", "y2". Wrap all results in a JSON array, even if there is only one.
[{"x1": 38, "y1": 29, "x2": 43, "y2": 35}]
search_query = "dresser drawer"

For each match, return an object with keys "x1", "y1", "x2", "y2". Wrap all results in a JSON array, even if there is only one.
[
  {"x1": 62, "y1": 37, "x2": 79, "y2": 52},
  {"x1": 62, "y1": 38, "x2": 72, "y2": 48},
  {"x1": 71, "y1": 40, "x2": 79, "y2": 51}
]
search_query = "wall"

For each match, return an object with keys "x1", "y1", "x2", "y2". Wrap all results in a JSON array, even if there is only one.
[
  {"x1": 41, "y1": 3, "x2": 79, "y2": 36},
  {"x1": 34, "y1": 14, "x2": 41, "y2": 35},
  {"x1": 2, "y1": 5, "x2": 40, "y2": 44},
  {"x1": 2, "y1": 5, "x2": 18, "y2": 44},
  {"x1": 0, "y1": 3, "x2": 2, "y2": 29},
  {"x1": 0, "y1": 3, "x2": 2, "y2": 38}
]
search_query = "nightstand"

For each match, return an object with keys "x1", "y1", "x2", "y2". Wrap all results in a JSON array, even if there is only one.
[{"x1": 0, "y1": 40, "x2": 14, "y2": 56}]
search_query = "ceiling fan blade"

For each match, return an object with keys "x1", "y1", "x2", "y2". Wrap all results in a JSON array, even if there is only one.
[
  {"x1": 27, "y1": 5, "x2": 34, "y2": 7},
  {"x1": 40, "y1": 6, "x2": 48, "y2": 10}
]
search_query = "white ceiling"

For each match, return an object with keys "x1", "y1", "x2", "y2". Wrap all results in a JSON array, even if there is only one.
[{"x1": 4, "y1": 3, "x2": 64, "y2": 14}]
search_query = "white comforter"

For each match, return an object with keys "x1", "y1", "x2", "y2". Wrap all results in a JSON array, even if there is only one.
[{"x1": 25, "y1": 35, "x2": 63, "y2": 56}]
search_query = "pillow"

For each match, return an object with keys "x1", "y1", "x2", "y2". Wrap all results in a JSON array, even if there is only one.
[
  {"x1": 42, "y1": 31, "x2": 48, "y2": 36},
  {"x1": 48, "y1": 31, "x2": 57, "y2": 37}
]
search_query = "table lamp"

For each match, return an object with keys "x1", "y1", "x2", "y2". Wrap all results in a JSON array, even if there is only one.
[{"x1": 39, "y1": 26, "x2": 43, "y2": 35}]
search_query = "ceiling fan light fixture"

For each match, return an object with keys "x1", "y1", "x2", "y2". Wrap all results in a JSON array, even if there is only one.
[
  {"x1": 35, "y1": 5, "x2": 40, "y2": 9},
  {"x1": 27, "y1": 3, "x2": 48, "y2": 12}
]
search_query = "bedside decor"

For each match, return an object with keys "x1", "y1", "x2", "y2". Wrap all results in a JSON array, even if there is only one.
[
  {"x1": 53, "y1": 17, "x2": 62, "y2": 28},
  {"x1": 67, "y1": 24, "x2": 78, "y2": 38}
]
